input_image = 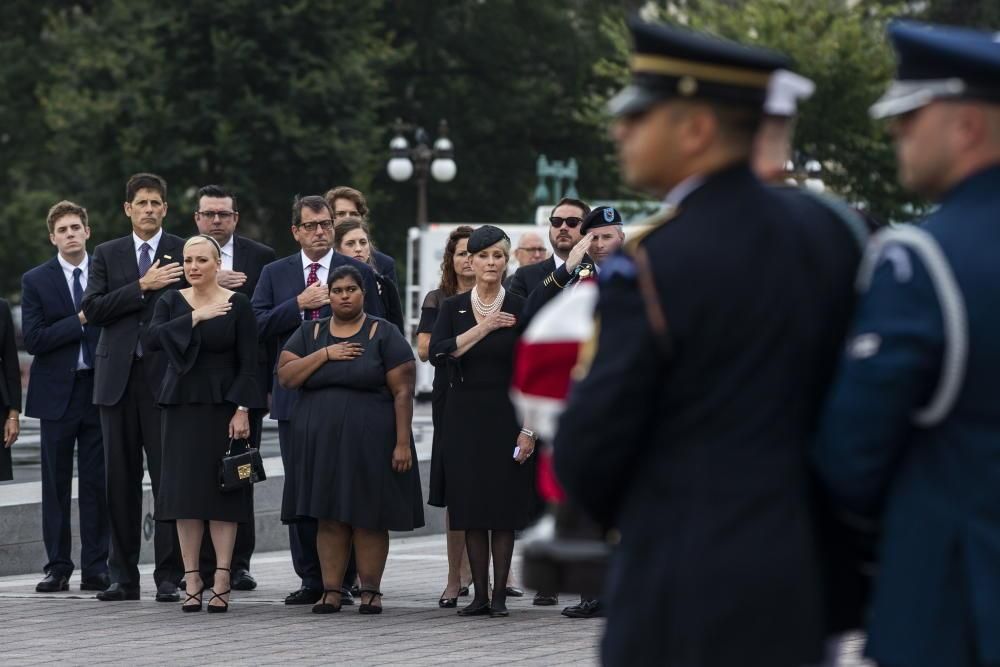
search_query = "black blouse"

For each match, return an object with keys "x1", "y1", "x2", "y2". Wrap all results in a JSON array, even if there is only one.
[{"x1": 148, "y1": 290, "x2": 263, "y2": 408}]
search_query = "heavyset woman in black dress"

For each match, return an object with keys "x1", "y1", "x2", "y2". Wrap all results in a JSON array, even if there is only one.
[
  {"x1": 278, "y1": 265, "x2": 423, "y2": 615},
  {"x1": 149, "y1": 235, "x2": 263, "y2": 613},
  {"x1": 430, "y1": 225, "x2": 538, "y2": 617},
  {"x1": 417, "y1": 225, "x2": 475, "y2": 607}
]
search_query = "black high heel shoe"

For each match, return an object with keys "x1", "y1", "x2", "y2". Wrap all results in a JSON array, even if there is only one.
[
  {"x1": 181, "y1": 570, "x2": 204, "y2": 613},
  {"x1": 206, "y1": 567, "x2": 230, "y2": 614},
  {"x1": 358, "y1": 588, "x2": 383, "y2": 615},
  {"x1": 457, "y1": 599, "x2": 491, "y2": 616},
  {"x1": 312, "y1": 589, "x2": 343, "y2": 614}
]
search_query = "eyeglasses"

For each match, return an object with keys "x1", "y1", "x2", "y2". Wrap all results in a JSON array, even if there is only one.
[
  {"x1": 197, "y1": 210, "x2": 236, "y2": 221},
  {"x1": 549, "y1": 216, "x2": 582, "y2": 229},
  {"x1": 296, "y1": 220, "x2": 335, "y2": 233},
  {"x1": 518, "y1": 246, "x2": 547, "y2": 254}
]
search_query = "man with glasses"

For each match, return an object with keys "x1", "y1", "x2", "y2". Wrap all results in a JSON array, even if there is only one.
[
  {"x1": 251, "y1": 195, "x2": 383, "y2": 606},
  {"x1": 513, "y1": 231, "x2": 549, "y2": 269},
  {"x1": 191, "y1": 184, "x2": 276, "y2": 592},
  {"x1": 508, "y1": 197, "x2": 593, "y2": 301}
]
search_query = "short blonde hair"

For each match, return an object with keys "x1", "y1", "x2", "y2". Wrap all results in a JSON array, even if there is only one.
[{"x1": 184, "y1": 234, "x2": 222, "y2": 259}]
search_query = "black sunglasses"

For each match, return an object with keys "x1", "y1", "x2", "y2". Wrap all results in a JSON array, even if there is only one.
[{"x1": 549, "y1": 216, "x2": 582, "y2": 229}]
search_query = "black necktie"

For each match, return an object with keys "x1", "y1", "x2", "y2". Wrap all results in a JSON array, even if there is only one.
[{"x1": 73, "y1": 268, "x2": 93, "y2": 368}]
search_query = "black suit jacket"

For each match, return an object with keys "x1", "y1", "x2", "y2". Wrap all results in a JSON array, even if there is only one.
[
  {"x1": 507, "y1": 256, "x2": 558, "y2": 298},
  {"x1": 231, "y1": 235, "x2": 277, "y2": 299},
  {"x1": 21, "y1": 256, "x2": 103, "y2": 420},
  {"x1": 372, "y1": 249, "x2": 398, "y2": 287},
  {"x1": 0, "y1": 299, "x2": 21, "y2": 412},
  {"x1": 230, "y1": 235, "x2": 278, "y2": 396},
  {"x1": 82, "y1": 233, "x2": 187, "y2": 406}
]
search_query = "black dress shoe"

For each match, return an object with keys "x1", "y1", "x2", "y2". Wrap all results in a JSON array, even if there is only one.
[
  {"x1": 561, "y1": 598, "x2": 603, "y2": 618},
  {"x1": 155, "y1": 581, "x2": 180, "y2": 602},
  {"x1": 80, "y1": 574, "x2": 110, "y2": 591},
  {"x1": 231, "y1": 570, "x2": 257, "y2": 591},
  {"x1": 340, "y1": 587, "x2": 355, "y2": 606},
  {"x1": 36, "y1": 573, "x2": 69, "y2": 593},
  {"x1": 533, "y1": 592, "x2": 559, "y2": 606},
  {"x1": 505, "y1": 586, "x2": 524, "y2": 597},
  {"x1": 489, "y1": 604, "x2": 510, "y2": 618},
  {"x1": 285, "y1": 587, "x2": 323, "y2": 605},
  {"x1": 96, "y1": 583, "x2": 140, "y2": 601}
]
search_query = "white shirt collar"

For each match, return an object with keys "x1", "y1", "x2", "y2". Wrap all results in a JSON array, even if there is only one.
[
  {"x1": 57, "y1": 253, "x2": 88, "y2": 274},
  {"x1": 553, "y1": 254, "x2": 565, "y2": 270},
  {"x1": 662, "y1": 175, "x2": 707, "y2": 208},
  {"x1": 220, "y1": 236, "x2": 235, "y2": 257},
  {"x1": 301, "y1": 248, "x2": 333, "y2": 271},
  {"x1": 133, "y1": 228, "x2": 163, "y2": 253}
]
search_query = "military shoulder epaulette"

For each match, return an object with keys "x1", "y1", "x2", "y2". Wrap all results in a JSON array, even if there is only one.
[{"x1": 624, "y1": 206, "x2": 680, "y2": 256}]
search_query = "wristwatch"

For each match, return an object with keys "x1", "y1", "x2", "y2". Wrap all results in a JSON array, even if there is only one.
[
  {"x1": 519, "y1": 427, "x2": 536, "y2": 440},
  {"x1": 236, "y1": 406, "x2": 249, "y2": 413}
]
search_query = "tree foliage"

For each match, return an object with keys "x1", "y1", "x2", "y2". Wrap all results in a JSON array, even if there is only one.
[{"x1": 0, "y1": 0, "x2": 995, "y2": 296}]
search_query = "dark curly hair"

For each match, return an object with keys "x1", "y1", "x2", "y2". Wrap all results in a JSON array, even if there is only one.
[{"x1": 438, "y1": 226, "x2": 475, "y2": 297}]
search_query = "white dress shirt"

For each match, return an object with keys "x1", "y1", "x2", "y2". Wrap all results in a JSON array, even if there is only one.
[
  {"x1": 300, "y1": 249, "x2": 333, "y2": 318},
  {"x1": 57, "y1": 253, "x2": 90, "y2": 369},
  {"x1": 220, "y1": 236, "x2": 235, "y2": 272},
  {"x1": 133, "y1": 227, "x2": 164, "y2": 265},
  {"x1": 553, "y1": 254, "x2": 565, "y2": 270}
]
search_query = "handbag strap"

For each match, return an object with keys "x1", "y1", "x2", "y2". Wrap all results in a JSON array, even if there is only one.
[{"x1": 225, "y1": 438, "x2": 253, "y2": 456}]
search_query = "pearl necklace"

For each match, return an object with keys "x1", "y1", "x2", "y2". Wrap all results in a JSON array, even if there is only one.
[{"x1": 471, "y1": 285, "x2": 505, "y2": 318}]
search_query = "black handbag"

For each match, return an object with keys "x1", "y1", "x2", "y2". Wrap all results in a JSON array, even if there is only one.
[{"x1": 218, "y1": 438, "x2": 266, "y2": 493}]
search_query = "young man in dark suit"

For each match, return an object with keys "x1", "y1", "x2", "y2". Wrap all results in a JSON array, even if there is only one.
[
  {"x1": 82, "y1": 172, "x2": 186, "y2": 602},
  {"x1": 21, "y1": 201, "x2": 109, "y2": 594},
  {"x1": 325, "y1": 185, "x2": 398, "y2": 286},
  {"x1": 507, "y1": 197, "x2": 591, "y2": 302},
  {"x1": 191, "y1": 184, "x2": 276, "y2": 591},
  {"x1": 252, "y1": 195, "x2": 384, "y2": 605}
]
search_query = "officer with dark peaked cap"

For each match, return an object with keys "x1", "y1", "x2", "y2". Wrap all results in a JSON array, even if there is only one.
[
  {"x1": 815, "y1": 21, "x2": 1000, "y2": 667},
  {"x1": 520, "y1": 206, "x2": 622, "y2": 327},
  {"x1": 553, "y1": 18, "x2": 860, "y2": 667}
]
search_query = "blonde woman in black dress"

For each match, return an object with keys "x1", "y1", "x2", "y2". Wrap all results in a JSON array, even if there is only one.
[
  {"x1": 149, "y1": 235, "x2": 262, "y2": 613},
  {"x1": 430, "y1": 225, "x2": 538, "y2": 618}
]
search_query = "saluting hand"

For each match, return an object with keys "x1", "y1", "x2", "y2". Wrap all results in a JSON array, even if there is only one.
[
  {"x1": 192, "y1": 301, "x2": 232, "y2": 325},
  {"x1": 326, "y1": 342, "x2": 364, "y2": 361},
  {"x1": 566, "y1": 233, "x2": 594, "y2": 272},
  {"x1": 139, "y1": 260, "x2": 185, "y2": 292},
  {"x1": 481, "y1": 311, "x2": 516, "y2": 333},
  {"x1": 392, "y1": 441, "x2": 412, "y2": 473}
]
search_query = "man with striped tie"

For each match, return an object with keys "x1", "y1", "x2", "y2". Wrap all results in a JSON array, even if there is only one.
[{"x1": 82, "y1": 172, "x2": 186, "y2": 602}]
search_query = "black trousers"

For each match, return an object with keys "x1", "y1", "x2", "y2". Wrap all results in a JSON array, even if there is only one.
[
  {"x1": 40, "y1": 372, "x2": 109, "y2": 579},
  {"x1": 197, "y1": 408, "x2": 263, "y2": 575},
  {"x1": 277, "y1": 420, "x2": 356, "y2": 590},
  {"x1": 99, "y1": 358, "x2": 181, "y2": 588}
]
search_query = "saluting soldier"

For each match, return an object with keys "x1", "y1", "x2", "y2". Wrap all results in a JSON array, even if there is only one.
[
  {"x1": 815, "y1": 21, "x2": 1000, "y2": 667},
  {"x1": 553, "y1": 19, "x2": 860, "y2": 667}
]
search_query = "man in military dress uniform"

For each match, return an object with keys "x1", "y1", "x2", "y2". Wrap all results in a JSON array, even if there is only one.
[
  {"x1": 553, "y1": 19, "x2": 860, "y2": 666},
  {"x1": 815, "y1": 21, "x2": 1000, "y2": 667}
]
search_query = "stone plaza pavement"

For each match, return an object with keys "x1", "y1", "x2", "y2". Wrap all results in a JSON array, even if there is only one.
[{"x1": 0, "y1": 534, "x2": 603, "y2": 666}]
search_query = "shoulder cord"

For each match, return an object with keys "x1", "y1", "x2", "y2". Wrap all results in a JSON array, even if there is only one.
[{"x1": 856, "y1": 226, "x2": 968, "y2": 427}]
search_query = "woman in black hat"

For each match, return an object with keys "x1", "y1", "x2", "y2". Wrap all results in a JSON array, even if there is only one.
[{"x1": 429, "y1": 225, "x2": 537, "y2": 618}]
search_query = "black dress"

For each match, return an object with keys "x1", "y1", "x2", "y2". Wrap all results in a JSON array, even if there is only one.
[
  {"x1": 282, "y1": 316, "x2": 424, "y2": 531},
  {"x1": 429, "y1": 291, "x2": 536, "y2": 530},
  {"x1": 418, "y1": 288, "x2": 449, "y2": 507},
  {"x1": 149, "y1": 290, "x2": 263, "y2": 522},
  {"x1": 0, "y1": 299, "x2": 21, "y2": 482}
]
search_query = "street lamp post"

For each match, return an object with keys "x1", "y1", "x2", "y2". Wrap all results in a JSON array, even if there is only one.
[
  {"x1": 387, "y1": 119, "x2": 457, "y2": 228},
  {"x1": 533, "y1": 155, "x2": 579, "y2": 205}
]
